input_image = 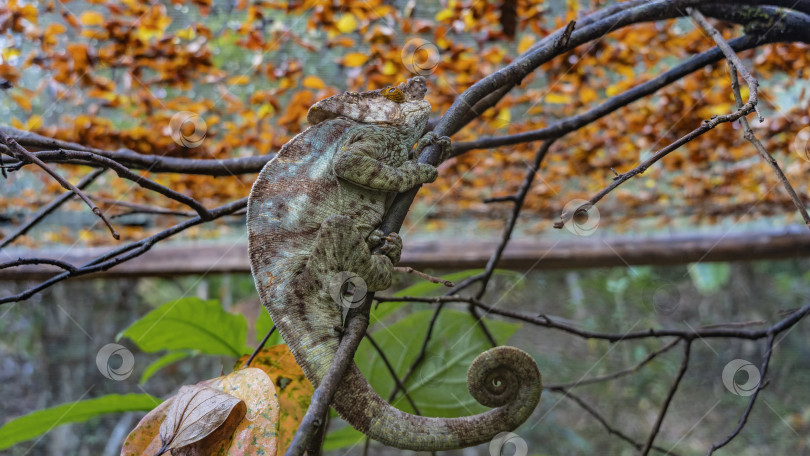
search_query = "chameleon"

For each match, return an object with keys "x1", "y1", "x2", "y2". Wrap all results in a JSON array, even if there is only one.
[{"x1": 247, "y1": 76, "x2": 542, "y2": 451}]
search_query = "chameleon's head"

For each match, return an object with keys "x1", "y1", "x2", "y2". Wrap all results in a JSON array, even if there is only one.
[{"x1": 307, "y1": 76, "x2": 431, "y2": 131}]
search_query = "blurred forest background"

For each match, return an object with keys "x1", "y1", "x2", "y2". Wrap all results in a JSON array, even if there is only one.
[{"x1": 1, "y1": 0, "x2": 810, "y2": 454}]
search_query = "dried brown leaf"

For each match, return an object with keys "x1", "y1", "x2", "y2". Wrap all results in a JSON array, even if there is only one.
[{"x1": 156, "y1": 385, "x2": 246, "y2": 455}]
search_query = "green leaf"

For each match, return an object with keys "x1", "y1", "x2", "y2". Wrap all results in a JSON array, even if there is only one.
[
  {"x1": 118, "y1": 297, "x2": 251, "y2": 357},
  {"x1": 139, "y1": 350, "x2": 193, "y2": 384},
  {"x1": 357, "y1": 308, "x2": 521, "y2": 417},
  {"x1": 323, "y1": 425, "x2": 365, "y2": 451},
  {"x1": 0, "y1": 394, "x2": 161, "y2": 450}
]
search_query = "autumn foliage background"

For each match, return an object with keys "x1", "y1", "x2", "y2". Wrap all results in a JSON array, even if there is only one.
[{"x1": 2, "y1": 0, "x2": 808, "y2": 248}]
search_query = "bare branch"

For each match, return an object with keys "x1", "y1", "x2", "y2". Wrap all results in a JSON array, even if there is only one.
[
  {"x1": 641, "y1": 341, "x2": 692, "y2": 455},
  {"x1": 553, "y1": 97, "x2": 756, "y2": 229},
  {"x1": 0, "y1": 131, "x2": 120, "y2": 240},
  {"x1": 365, "y1": 332, "x2": 421, "y2": 415},
  {"x1": 707, "y1": 333, "x2": 776, "y2": 454},
  {"x1": 553, "y1": 389, "x2": 679, "y2": 455},
  {"x1": 393, "y1": 266, "x2": 455, "y2": 287},
  {"x1": 0, "y1": 197, "x2": 246, "y2": 305},
  {"x1": 374, "y1": 295, "x2": 810, "y2": 342},
  {"x1": 0, "y1": 125, "x2": 273, "y2": 175},
  {"x1": 687, "y1": 7, "x2": 762, "y2": 120},
  {"x1": 0, "y1": 167, "x2": 106, "y2": 249},
  {"x1": 545, "y1": 338, "x2": 681, "y2": 389},
  {"x1": 8, "y1": 149, "x2": 215, "y2": 220},
  {"x1": 727, "y1": 63, "x2": 810, "y2": 229}
]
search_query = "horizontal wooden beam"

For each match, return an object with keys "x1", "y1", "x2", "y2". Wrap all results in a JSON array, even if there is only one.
[{"x1": 1, "y1": 229, "x2": 809, "y2": 280}]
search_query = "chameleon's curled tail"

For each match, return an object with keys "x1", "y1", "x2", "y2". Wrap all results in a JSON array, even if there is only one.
[{"x1": 330, "y1": 345, "x2": 542, "y2": 451}]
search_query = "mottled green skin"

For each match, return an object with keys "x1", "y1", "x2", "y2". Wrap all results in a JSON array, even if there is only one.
[{"x1": 247, "y1": 77, "x2": 542, "y2": 450}]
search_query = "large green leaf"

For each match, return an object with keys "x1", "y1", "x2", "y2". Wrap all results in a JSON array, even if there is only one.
[
  {"x1": 0, "y1": 394, "x2": 161, "y2": 450},
  {"x1": 357, "y1": 308, "x2": 522, "y2": 418},
  {"x1": 117, "y1": 297, "x2": 251, "y2": 356}
]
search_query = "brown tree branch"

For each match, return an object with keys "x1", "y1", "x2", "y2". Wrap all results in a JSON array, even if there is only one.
[
  {"x1": 0, "y1": 131, "x2": 120, "y2": 240},
  {"x1": 553, "y1": 389, "x2": 679, "y2": 455},
  {"x1": 641, "y1": 341, "x2": 692, "y2": 455},
  {"x1": 0, "y1": 167, "x2": 106, "y2": 249},
  {"x1": 0, "y1": 197, "x2": 246, "y2": 305},
  {"x1": 707, "y1": 333, "x2": 776, "y2": 454},
  {"x1": 727, "y1": 63, "x2": 810, "y2": 229}
]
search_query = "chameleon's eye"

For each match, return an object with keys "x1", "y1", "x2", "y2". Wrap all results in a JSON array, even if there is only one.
[{"x1": 381, "y1": 86, "x2": 405, "y2": 103}]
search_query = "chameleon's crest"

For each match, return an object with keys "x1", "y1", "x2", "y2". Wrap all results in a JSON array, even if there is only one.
[{"x1": 307, "y1": 76, "x2": 430, "y2": 127}]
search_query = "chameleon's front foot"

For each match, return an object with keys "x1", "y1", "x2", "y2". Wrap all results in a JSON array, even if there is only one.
[
  {"x1": 369, "y1": 229, "x2": 402, "y2": 265},
  {"x1": 416, "y1": 132, "x2": 452, "y2": 162}
]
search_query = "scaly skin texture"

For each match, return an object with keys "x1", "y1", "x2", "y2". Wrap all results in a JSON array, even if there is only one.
[{"x1": 247, "y1": 77, "x2": 542, "y2": 450}]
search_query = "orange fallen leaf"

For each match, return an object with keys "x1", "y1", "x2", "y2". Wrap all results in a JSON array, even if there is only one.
[
  {"x1": 121, "y1": 368, "x2": 279, "y2": 456},
  {"x1": 236, "y1": 344, "x2": 313, "y2": 455}
]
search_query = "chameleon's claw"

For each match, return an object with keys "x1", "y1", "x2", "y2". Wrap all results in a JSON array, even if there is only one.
[
  {"x1": 380, "y1": 232, "x2": 402, "y2": 264},
  {"x1": 415, "y1": 132, "x2": 452, "y2": 162},
  {"x1": 368, "y1": 229, "x2": 385, "y2": 249}
]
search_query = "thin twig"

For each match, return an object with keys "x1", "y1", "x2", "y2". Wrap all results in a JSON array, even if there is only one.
[
  {"x1": 553, "y1": 98, "x2": 757, "y2": 229},
  {"x1": 545, "y1": 338, "x2": 681, "y2": 389},
  {"x1": 393, "y1": 266, "x2": 455, "y2": 287},
  {"x1": 374, "y1": 295, "x2": 810, "y2": 342},
  {"x1": 0, "y1": 132, "x2": 120, "y2": 240},
  {"x1": 707, "y1": 333, "x2": 776, "y2": 454},
  {"x1": 0, "y1": 197, "x2": 247, "y2": 305},
  {"x1": 641, "y1": 341, "x2": 692, "y2": 455},
  {"x1": 0, "y1": 167, "x2": 106, "y2": 249},
  {"x1": 727, "y1": 63, "x2": 810, "y2": 229},
  {"x1": 0, "y1": 257, "x2": 78, "y2": 273},
  {"x1": 365, "y1": 332, "x2": 421, "y2": 415},
  {"x1": 476, "y1": 139, "x2": 556, "y2": 297},
  {"x1": 387, "y1": 300, "x2": 447, "y2": 402},
  {"x1": 687, "y1": 7, "x2": 762, "y2": 120},
  {"x1": 553, "y1": 389, "x2": 678, "y2": 455},
  {"x1": 243, "y1": 326, "x2": 276, "y2": 368},
  {"x1": 95, "y1": 197, "x2": 197, "y2": 218},
  {"x1": 13, "y1": 149, "x2": 215, "y2": 220}
]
